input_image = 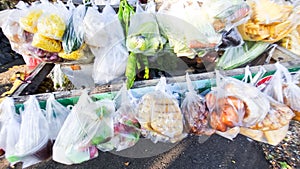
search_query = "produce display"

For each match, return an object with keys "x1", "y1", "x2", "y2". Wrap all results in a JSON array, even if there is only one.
[{"x1": 1, "y1": 0, "x2": 300, "y2": 168}]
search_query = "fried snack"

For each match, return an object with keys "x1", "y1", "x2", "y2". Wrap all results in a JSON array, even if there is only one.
[
  {"x1": 138, "y1": 91, "x2": 185, "y2": 142},
  {"x1": 250, "y1": 100, "x2": 294, "y2": 131},
  {"x1": 237, "y1": 0, "x2": 295, "y2": 43}
]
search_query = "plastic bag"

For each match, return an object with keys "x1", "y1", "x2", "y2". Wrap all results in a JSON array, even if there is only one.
[
  {"x1": 126, "y1": 2, "x2": 166, "y2": 56},
  {"x1": 36, "y1": 0, "x2": 69, "y2": 40},
  {"x1": 98, "y1": 84, "x2": 140, "y2": 152},
  {"x1": 45, "y1": 94, "x2": 70, "y2": 140},
  {"x1": 31, "y1": 33, "x2": 62, "y2": 53},
  {"x1": 181, "y1": 73, "x2": 214, "y2": 136},
  {"x1": 237, "y1": 0, "x2": 299, "y2": 43},
  {"x1": 263, "y1": 62, "x2": 300, "y2": 121},
  {"x1": 206, "y1": 71, "x2": 270, "y2": 133},
  {"x1": 216, "y1": 41, "x2": 270, "y2": 70},
  {"x1": 91, "y1": 4, "x2": 129, "y2": 85},
  {"x1": 240, "y1": 97, "x2": 294, "y2": 146},
  {"x1": 137, "y1": 77, "x2": 186, "y2": 143},
  {"x1": 1, "y1": 9, "x2": 27, "y2": 43},
  {"x1": 15, "y1": 96, "x2": 51, "y2": 161},
  {"x1": 53, "y1": 90, "x2": 114, "y2": 165},
  {"x1": 62, "y1": 4, "x2": 87, "y2": 54},
  {"x1": 0, "y1": 98, "x2": 21, "y2": 164}
]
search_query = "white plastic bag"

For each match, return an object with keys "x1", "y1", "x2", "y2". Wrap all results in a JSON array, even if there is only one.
[
  {"x1": 0, "y1": 97, "x2": 21, "y2": 164},
  {"x1": 15, "y1": 96, "x2": 50, "y2": 158},
  {"x1": 45, "y1": 94, "x2": 70, "y2": 140},
  {"x1": 90, "y1": 4, "x2": 129, "y2": 84},
  {"x1": 53, "y1": 90, "x2": 115, "y2": 165}
]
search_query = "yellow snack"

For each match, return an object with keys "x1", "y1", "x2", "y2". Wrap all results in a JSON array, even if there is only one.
[
  {"x1": 37, "y1": 13, "x2": 66, "y2": 40},
  {"x1": 58, "y1": 45, "x2": 85, "y2": 60},
  {"x1": 19, "y1": 10, "x2": 43, "y2": 33},
  {"x1": 32, "y1": 33, "x2": 62, "y2": 53},
  {"x1": 238, "y1": 0, "x2": 296, "y2": 43}
]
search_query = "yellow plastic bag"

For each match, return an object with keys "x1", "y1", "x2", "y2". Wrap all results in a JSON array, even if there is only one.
[{"x1": 32, "y1": 33, "x2": 62, "y2": 53}]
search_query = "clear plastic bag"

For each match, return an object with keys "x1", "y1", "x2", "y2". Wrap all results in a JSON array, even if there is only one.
[
  {"x1": 98, "y1": 84, "x2": 140, "y2": 152},
  {"x1": 126, "y1": 2, "x2": 166, "y2": 56},
  {"x1": 53, "y1": 90, "x2": 114, "y2": 165},
  {"x1": 45, "y1": 94, "x2": 70, "y2": 140},
  {"x1": 91, "y1": 4, "x2": 129, "y2": 85},
  {"x1": 15, "y1": 96, "x2": 51, "y2": 160},
  {"x1": 1, "y1": 9, "x2": 26, "y2": 44},
  {"x1": 36, "y1": 0, "x2": 70, "y2": 40},
  {"x1": 181, "y1": 73, "x2": 214, "y2": 136},
  {"x1": 237, "y1": 0, "x2": 299, "y2": 43},
  {"x1": 137, "y1": 77, "x2": 186, "y2": 143},
  {"x1": 216, "y1": 41, "x2": 270, "y2": 70},
  {"x1": 62, "y1": 4, "x2": 87, "y2": 54},
  {"x1": 263, "y1": 62, "x2": 300, "y2": 121},
  {"x1": 206, "y1": 71, "x2": 270, "y2": 133},
  {"x1": 0, "y1": 97, "x2": 21, "y2": 163}
]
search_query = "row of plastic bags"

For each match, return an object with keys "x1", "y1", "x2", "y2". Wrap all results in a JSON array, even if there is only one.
[{"x1": 0, "y1": 62, "x2": 299, "y2": 167}]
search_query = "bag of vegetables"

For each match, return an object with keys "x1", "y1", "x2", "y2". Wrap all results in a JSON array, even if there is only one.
[
  {"x1": 97, "y1": 84, "x2": 140, "y2": 152},
  {"x1": 53, "y1": 90, "x2": 114, "y2": 165},
  {"x1": 126, "y1": 1, "x2": 166, "y2": 56}
]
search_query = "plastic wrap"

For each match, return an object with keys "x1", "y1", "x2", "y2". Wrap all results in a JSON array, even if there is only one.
[
  {"x1": 98, "y1": 84, "x2": 140, "y2": 152},
  {"x1": 90, "y1": 4, "x2": 128, "y2": 85},
  {"x1": 126, "y1": 2, "x2": 166, "y2": 56},
  {"x1": 53, "y1": 91, "x2": 114, "y2": 165},
  {"x1": 137, "y1": 77, "x2": 186, "y2": 143},
  {"x1": 15, "y1": 96, "x2": 51, "y2": 160},
  {"x1": 181, "y1": 73, "x2": 214, "y2": 136},
  {"x1": 45, "y1": 94, "x2": 70, "y2": 140}
]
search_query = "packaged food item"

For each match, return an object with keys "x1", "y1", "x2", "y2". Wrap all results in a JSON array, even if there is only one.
[
  {"x1": 237, "y1": 0, "x2": 299, "y2": 43},
  {"x1": 37, "y1": 13, "x2": 66, "y2": 40},
  {"x1": 32, "y1": 33, "x2": 62, "y2": 53},
  {"x1": 98, "y1": 84, "x2": 140, "y2": 152},
  {"x1": 262, "y1": 62, "x2": 300, "y2": 121},
  {"x1": 181, "y1": 73, "x2": 214, "y2": 135},
  {"x1": 137, "y1": 77, "x2": 186, "y2": 143},
  {"x1": 19, "y1": 9, "x2": 43, "y2": 33},
  {"x1": 206, "y1": 72, "x2": 270, "y2": 133},
  {"x1": 62, "y1": 4, "x2": 87, "y2": 54},
  {"x1": 53, "y1": 90, "x2": 114, "y2": 165}
]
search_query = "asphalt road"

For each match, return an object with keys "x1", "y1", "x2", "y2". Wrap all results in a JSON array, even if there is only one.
[{"x1": 27, "y1": 134, "x2": 269, "y2": 169}]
